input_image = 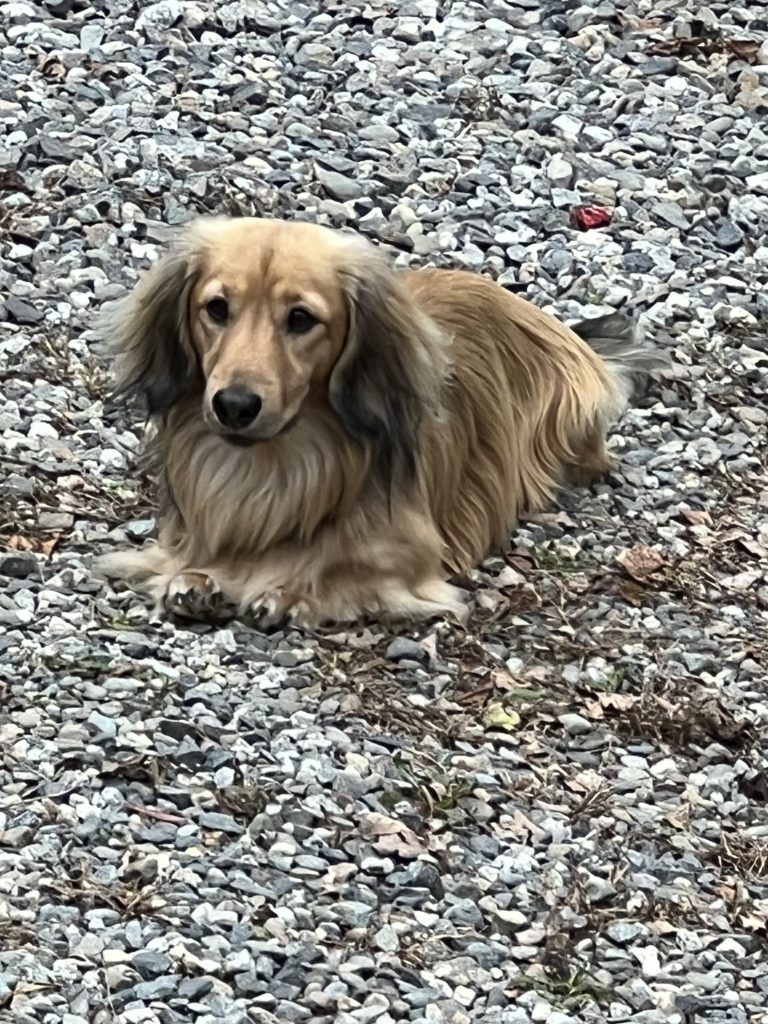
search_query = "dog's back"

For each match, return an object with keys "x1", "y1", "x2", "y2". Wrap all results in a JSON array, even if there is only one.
[{"x1": 403, "y1": 269, "x2": 661, "y2": 571}]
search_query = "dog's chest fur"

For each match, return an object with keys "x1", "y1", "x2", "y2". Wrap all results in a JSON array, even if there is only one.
[{"x1": 159, "y1": 405, "x2": 367, "y2": 559}]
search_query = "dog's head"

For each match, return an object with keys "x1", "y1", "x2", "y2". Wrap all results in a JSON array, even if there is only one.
[{"x1": 103, "y1": 217, "x2": 445, "y2": 484}]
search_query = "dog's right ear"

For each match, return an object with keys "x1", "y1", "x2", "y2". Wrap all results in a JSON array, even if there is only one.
[{"x1": 100, "y1": 236, "x2": 199, "y2": 416}]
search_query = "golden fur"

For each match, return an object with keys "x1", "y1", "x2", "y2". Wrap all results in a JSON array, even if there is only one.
[{"x1": 96, "y1": 216, "x2": 661, "y2": 627}]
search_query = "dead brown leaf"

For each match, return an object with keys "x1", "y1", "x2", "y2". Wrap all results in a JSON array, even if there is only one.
[
  {"x1": 507, "y1": 550, "x2": 537, "y2": 573},
  {"x1": 360, "y1": 811, "x2": 442, "y2": 859},
  {"x1": 646, "y1": 34, "x2": 761, "y2": 63},
  {"x1": 359, "y1": 812, "x2": 405, "y2": 837},
  {"x1": 453, "y1": 670, "x2": 505, "y2": 708},
  {"x1": 489, "y1": 668, "x2": 519, "y2": 691},
  {"x1": 678, "y1": 505, "x2": 713, "y2": 527},
  {"x1": 726, "y1": 39, "x2": 761, "y2": 62},
  {"x1": 617, "y1": 580, "x2": 648, "y2": 606},
  {"x1": 0, "y1": 170, "x2": 29, "y2": 193},
  {"x1": 11, "y1": 983, "x2": 57, "y2": 996},
  {"x1": 616, "y1": 545, "x2": 666, "y2": 582},
  {"x1": 479, "y1": 581, "x2": 541, "y2": 617},
  {"x1": 663, "y1": 804, "x2": 691, "y2": 829},
  {"x1": 691, "y1": 694, "x2": 747, "y2": 744},
  {"x1": 454, "y1": 666, "x2": 541, "y2": 710},
  {"x1": 491, "y1": 810, "x2": 547, "y2": 844},
  {"x1": 584, "y1": 693, "x2": 639, "y2": 720},
  {"x1": 453, "y1": 676, "x2": 495, "y2": 708},
  {"x1": 320, "y1": 863, "x2": 357, "y2": 887},
  {"x1": 374, "y1": 829, "x2": 427, "y2": 859},
  {"x1": 619, "y1": 15, "x2": 664, "y2": 32},
  {"x1": 4, "y1": 533, "x2": 61, "y2": 556}
]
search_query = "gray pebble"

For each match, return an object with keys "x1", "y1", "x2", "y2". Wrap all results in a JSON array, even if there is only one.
[
  {"x1": 2, "y1": 4, "x2": 766, "y2": 1022},
  {"x1": 558, "y1": 713, "x2": 592, "y2": 735},
  {"x1": 315, "y1": 165, "x2": 365, "y2": 202},
  {"x1": 385, "y1": 637, "x2": 430, "y2": 663},
  {"x1": 0, "y1": 553, "x2": 38, "y2": 579}
]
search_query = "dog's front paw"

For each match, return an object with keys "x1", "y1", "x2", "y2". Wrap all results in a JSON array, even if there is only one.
[
  {"x1": 247, "y1": 589, "x2": 319, "y2": 631},
  {"x1": 164, "y1": 571, "x2": 236, "y2": 623}
]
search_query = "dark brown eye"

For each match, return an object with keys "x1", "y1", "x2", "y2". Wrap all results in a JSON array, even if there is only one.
[
  {"x1": 287, "y1": 307, "x2": 318, "y2": 334},
  {"x1": 206, "y1": 297, "x2": 229, "y2": 324}
]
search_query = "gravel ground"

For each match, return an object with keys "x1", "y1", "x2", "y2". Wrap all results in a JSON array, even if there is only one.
[{"x1": 2, "y1": 1, "x2": 768, "y2": 1022}]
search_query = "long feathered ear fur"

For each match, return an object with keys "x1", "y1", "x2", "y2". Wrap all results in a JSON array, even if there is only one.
[
  {"x1": 99, "y1": 231, "x2": 200, "y2": 416},
  {"x1": 330, "y1": 244, "x2": 448, "y2": 488}
]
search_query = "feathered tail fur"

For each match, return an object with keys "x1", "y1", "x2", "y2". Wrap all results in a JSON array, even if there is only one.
[{"x1": 571, "y1": 311, "x2": 668, "y2": 410}]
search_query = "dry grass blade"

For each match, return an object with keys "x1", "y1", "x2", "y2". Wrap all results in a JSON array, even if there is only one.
[
  {"x1": 39, "y1": 869, "x2": 165, "y2": 920},
  {"x1": 124, "y1": 802, "x2": 188, "y2": 825},
  {"x1": 717, "y1": 833, "x2": 768, "y2": 880},
  {"x1": 581, "y1": 683, "x2": 749, "y2": 751}
]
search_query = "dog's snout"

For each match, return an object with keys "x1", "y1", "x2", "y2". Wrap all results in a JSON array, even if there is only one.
[{"x1": 212, "y1": 387, "x2": 263, "y2": 430}]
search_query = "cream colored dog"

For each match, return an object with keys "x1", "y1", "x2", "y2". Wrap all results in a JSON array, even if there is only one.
[{"x1": 97, "y1": 216, "x2": 663, "y2": 627}]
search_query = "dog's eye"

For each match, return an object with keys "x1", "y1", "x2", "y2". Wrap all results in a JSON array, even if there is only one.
[
  {"x1": 287, "y1": 307, "x2": 318, "y2": 335},
  {"x1": 206, "y1": 298, "x2": 229, "y2": 324}
]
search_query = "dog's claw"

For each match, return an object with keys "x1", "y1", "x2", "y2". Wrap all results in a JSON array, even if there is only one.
[
  {"x1": 165, "y1": 574, "x2": 237, "y2": 623},
  {"x1": 246, "y1": 600, "x2": 289, "y2": 632},
  {"x1": 244, "y1": 590, "x2": 314, "y2": 631}
]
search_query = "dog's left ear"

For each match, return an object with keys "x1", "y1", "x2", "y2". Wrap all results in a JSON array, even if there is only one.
[
  {"x1": 99, "y1": 231, "x2": 200, "y2": 417},
  {"x1": 330, "y1": 245, "x2": 446, "y2": 487}
]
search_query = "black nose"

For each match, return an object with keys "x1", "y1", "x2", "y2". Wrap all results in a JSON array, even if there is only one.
[{"x1": 212, "y1": 387, "x2": 263, "y2": 430}]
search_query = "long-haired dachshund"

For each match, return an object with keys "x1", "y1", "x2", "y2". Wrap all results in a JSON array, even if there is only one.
[{"x1": 97, "y1": 216, "x2": 663, "y2": 627}]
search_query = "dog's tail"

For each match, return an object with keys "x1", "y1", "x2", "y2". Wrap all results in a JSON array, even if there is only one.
[{"x1": 571, "y1": 311, "x2": 668, "y2": 409}]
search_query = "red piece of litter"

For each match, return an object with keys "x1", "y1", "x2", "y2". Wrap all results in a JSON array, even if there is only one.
[{"x1": 570, "y1": 205, "x2": 613, "y2": 230}]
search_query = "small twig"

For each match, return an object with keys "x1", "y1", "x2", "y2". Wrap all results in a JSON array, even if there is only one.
[{"x1": 124, "y1": 802, "x2": 188, "y2": 825}]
